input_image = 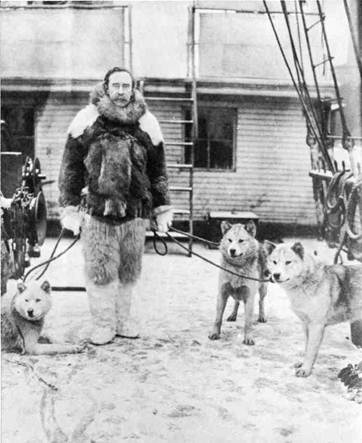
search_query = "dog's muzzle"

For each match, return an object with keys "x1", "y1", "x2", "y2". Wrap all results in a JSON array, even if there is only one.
[{"x1": 228, "y1": 248, "x2": 242, "y2": 258}]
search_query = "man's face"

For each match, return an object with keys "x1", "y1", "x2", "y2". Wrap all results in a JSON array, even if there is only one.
[{"x1": 107, "y1": 71, "x2": 133, "y2": 107}]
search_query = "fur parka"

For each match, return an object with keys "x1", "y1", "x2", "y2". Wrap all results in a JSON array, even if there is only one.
[{"x1": 58, "y1": 86, "x2": 170, "y2": 223}]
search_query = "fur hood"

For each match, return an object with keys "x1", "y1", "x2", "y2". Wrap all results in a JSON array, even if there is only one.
[{"x1": 68, "y1": 83, "x2": 164, "y2": 145}]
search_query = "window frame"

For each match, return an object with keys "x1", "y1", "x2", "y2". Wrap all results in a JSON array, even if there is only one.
[{"x1": 185, "y1": 101, "x2": 237, "y2": 172}]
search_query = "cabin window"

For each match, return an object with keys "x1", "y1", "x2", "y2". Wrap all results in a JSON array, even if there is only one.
[
  {"x1": 1, "y1": 106, "x2": 35, "y2": 159},
  {"x1": 185, "y1": 106, "x2": 236, "y2": 170}
]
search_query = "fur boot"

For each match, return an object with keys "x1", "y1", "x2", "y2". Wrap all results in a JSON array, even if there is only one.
[
  {"x1": 115, "y1": 281, "x2": 140, "y2": 339},
  {"x1": 86, "y1": 279, "x2": 117, "y2": 345}
]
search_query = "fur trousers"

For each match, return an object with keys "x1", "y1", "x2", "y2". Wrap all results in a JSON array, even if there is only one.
[
  {"x1": 81, "y1": 216, "x2": 145, "y2": 344},
  {"x1": 81, "y1": 215, "x2": 146, "y2": 285}
]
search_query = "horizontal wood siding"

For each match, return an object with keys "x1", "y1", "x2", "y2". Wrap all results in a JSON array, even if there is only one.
[
  {"x1": 192, "y1": 99, "x2": 316, "y2": 225},
  {"x1": 35, "y1": 94, "x2": 88, "y2": 218}
]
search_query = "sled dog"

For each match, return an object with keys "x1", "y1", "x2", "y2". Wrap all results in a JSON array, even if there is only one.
[
  {"x1": 1, "y1": 280, "x2": 84, "y2": 355},
  {"x1": 266, "y1": 242, "x2": 362, "y2": 377},
  {"x1": 209, "y1": 221, "x2": 268, "y2": 345}
]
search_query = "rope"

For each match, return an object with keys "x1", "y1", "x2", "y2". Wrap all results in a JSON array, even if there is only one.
[
  {"x1": 23, "y1": 230, "x2": 80, "y2": 282},
  {"x1": 325, "y1": 171, "x2": 347, "y2": 211},
  {"x1": 263, "y1": 0, "x2": 334, "y2": 172},
  {"x1": 151, "y1": 229, "x2": 269, "y2": 283},
  {"x1": 24, "y1": 225, "x2": 268, "y2": 285},
  {"x1": 281, "y1": 1, "x2": 326, "y2": 148},
  {"x1": 169, "y1": 226, "x2": 220, "y2": 247},
  {"x1": 30, "y1": 227, "x2": 65, "y2": 281},
  {"x1": 345, "y1": 178, "x2": 362, "y2": 241},
  {"x1": 152, "y1": 229, "x2": 168, "y2": 256}
]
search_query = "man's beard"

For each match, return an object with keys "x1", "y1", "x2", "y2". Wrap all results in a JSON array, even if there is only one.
[{"x1": 111, "y1": 96, "x2": 131, "y2": 108}]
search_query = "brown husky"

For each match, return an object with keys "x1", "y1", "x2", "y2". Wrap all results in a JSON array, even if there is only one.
[
  {"x1": 266, "y1": 242, "x2": 362, "y2": 377},
  {"x1": 208, "y1": 221, "x2": 268, "y2": 345}
]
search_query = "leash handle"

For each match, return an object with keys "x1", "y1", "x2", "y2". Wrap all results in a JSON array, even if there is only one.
[{"x1": 152, "y1": 229, "x2": 168, "y2": 256}]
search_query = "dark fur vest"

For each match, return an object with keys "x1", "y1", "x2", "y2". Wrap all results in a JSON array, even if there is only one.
[{"x1": 83, "y1": 93, "x2": 153, "y2": 220}]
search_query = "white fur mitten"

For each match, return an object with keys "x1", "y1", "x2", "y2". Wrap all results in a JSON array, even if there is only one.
[
  {"x1": 0, "y1": 195, "x2": 12, "y2": 209},
  {"x1": 154, "y1": 207, "x2": 173, "y2": 233},
  {"x1": 60, "y1": 206, "x2": 83, "y2": 236}
]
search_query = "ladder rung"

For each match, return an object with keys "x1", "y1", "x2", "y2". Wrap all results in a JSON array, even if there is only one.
[
  {"x1": 168, "y1": 163, "x2": 193, "y2": 169},
  {"x1": 146, "y1": 230, "x2": 189, "y2": 239},
  {"x1": 160, "y1": 120, "x2": 194, "y2": 124},
  {"x1": 146, "y1": 97, "x2": 194, "y2": 102},
  {"x1": 173, "y1": 209, "x2": 191, "y2": 215},
  {"x1": 170, "y1": 186, "x2": 192, "y2": 192},
  {"x1": 166, "y1": 141, "x2": 193, "y2": 146},
  {"x1": 313, "y1": 56, "x2": 333, "y2": 69},
  {"x1": 306, "y1": 17, "x2": 324, "y2": 32}
]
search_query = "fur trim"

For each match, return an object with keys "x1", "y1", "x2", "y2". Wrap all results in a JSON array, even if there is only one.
[
  {"x1": 67, "y1": 104, "x2": 99, "y2": 138},
  {"x1": 139, "y1": 110, "x2": 164, "y2": 145},
  {"x1": 96, "y1": 90, "x2": 146, "y2": 125},
  {"x1": 68, "y1": 86, "x2": 164, "y2": 145},
  {"x1": 89, "y1": 82, "x2": 105, "y2": 105},
  {"x1": 153, "y1": 205, "x2": 172, "y2": 216}
]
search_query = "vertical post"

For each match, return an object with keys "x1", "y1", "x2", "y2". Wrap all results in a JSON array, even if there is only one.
[
  {"x1": 124, "y1": 5, "x2": 133, "y2": 72},
  {"x1": 128, "y1": 5, "x2": 133, "y2": 73},
  {"x1": 189, "y1": 5, "x2": 198, "y2": 256}
]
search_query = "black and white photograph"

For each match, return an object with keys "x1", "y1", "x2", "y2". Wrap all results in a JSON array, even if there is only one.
[{"x1": 1, "y1": 0, "x2": 362, "y2": 441}]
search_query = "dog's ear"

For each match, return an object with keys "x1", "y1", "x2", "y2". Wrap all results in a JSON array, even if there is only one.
[
  {"x1": 17, "y1": 281, "x2": 26, "y2": 293},
  {"x1": 263, "y1": 240, "x2": 276, "y2": 256},
  {"x1": 41, "y1": 281, "x2": 51, "y2": 294},
  {"x1": 220, "y1": 221, "x2": 232, "y2": 235},
  {"x1": 292, "y1": 242, "x2": 304, "y2": 259},
  {"x1": 245, "y1": 220, "x2": 257, "y2": 238}
]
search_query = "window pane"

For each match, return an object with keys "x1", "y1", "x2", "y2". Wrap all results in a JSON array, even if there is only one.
[
  {"x1": 210, "y1": 140, "x2": 233, "y2": 169},
  {"x1": 185, "y1": 105, "x2": 235, "y2": 169},
  {"x1": 194, "y1": 139, "x2": 208, "y2": 168}
]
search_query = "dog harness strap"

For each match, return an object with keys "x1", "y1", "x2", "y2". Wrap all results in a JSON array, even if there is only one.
[{"x1": 15, "y1": 325, "x2": 25, "y2": 351}]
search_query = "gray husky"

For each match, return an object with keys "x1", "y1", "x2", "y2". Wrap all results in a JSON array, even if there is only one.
[{"x1": 208, "y1": 221, "x2": 268, "y2": 345}]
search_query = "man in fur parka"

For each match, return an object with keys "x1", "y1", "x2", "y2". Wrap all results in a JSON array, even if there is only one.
[{"x1": 58, "y1": 67, "x2": 172, "y2": 345}]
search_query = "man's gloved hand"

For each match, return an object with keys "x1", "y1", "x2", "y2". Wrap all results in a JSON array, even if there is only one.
[
  {"x1": 60, "y1": 206, "x2": 83, "y2": 236},
  {"x1": 154, "y1": 207, "x2": 173, "y2": 233},
  {"x1": 1, "y1": 194, "x2": 13, "y2": 217},
  {"x1": 0, "y1": 195, "x2": 12, "y2": 209}
]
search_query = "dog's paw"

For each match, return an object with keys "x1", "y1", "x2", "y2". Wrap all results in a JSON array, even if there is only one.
[
  {"x1": 226, "y1": 314, "x2": 237, "y2": 322},
  {"x1": 208, "y1": 332, "x2": 220, "y2": 340},
  {"x1": 294, "y1": 361, "x2": 303, "y2": 368},
  {"x1": 243, "y1": 337, "x2": 255, "y2": 346},
  {"x1": 295, "y1": 366, "x2": 312, "y2": 377},
  {"x1": 72, "y1": 343, "x2": 88, "y2": 353},
  {"x1": 257, "y1": 316, "x2": 267, "y2": 323}
]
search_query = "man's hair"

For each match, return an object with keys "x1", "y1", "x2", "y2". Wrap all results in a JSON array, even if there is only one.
[{"x1": 103, "y1": 67, "x2": 135, "y2": 92}]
